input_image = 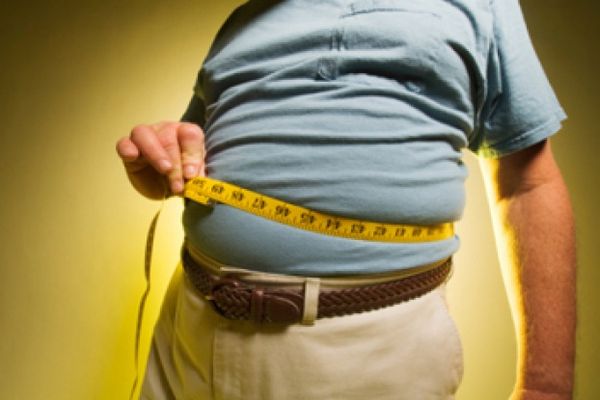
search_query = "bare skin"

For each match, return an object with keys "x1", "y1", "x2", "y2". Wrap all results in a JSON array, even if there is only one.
[
  {"x1": 115, "y1": 121, "x2": 206, "y2": 199},
  {"x1": 480, "y1": 139, "x2": 576, "y2": 400},
  {"x1": 116, "y1": 125, "x2": 576, "y2": 399}
]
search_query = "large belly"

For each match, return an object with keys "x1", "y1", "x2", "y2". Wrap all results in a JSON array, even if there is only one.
[
  {"x1": 183, "y1": 202, "x2": 459, "y2": 276},
  {"x1": 182, "y1": 140, "x2": 465, "y2": 275}
]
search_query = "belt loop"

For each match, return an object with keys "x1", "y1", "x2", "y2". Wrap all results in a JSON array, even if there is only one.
[{"x1": 302, "y1": 278, "x2": 320, "y2": 325}]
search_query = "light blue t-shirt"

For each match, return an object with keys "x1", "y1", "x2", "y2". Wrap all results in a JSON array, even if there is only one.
[{"x1": 181, "y1": 0, "x2": 566, "y2": 275}]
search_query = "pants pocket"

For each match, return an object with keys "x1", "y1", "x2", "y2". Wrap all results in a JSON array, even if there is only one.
[{"x1": 436, "y1": 286, "x2": 465, "y2": 395}]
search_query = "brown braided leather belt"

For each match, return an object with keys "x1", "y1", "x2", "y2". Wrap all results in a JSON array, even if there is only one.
[{"x1": 182, "y1": 248, "x2": 451, "y2": 324}]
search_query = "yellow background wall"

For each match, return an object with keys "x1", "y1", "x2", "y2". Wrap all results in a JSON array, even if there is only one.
[{"x1": 0, "y1": 1, "x2": 597, "y2": 399}]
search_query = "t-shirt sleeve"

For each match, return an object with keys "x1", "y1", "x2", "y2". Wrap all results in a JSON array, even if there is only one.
[
  {"x1": 180, "y1": 3, "x2": 248, "y2": 128},
  {"x1": 469, "y1": 0, "x2": 566, "y2": 158},
  {"x1": 180, "y1": 74, "x2": 207, "y2": 127}
]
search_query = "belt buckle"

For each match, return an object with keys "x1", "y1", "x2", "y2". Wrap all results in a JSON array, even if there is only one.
[{"x1": 208, "y1": 275, "x2": 304, "y2": 324}]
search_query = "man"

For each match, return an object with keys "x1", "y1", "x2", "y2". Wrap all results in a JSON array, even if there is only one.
[{"x1": 117, "y1": 0, "x2": 576, "y2": 399}]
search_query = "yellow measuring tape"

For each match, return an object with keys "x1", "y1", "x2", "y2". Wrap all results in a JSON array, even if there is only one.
[{"x1": 183, "y1": 177, "x2": 454, "y2": 243}]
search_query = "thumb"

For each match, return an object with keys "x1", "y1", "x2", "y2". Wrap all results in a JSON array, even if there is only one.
[{"x1": 177, "y1": 123, "x2": 206, "y2": 179}]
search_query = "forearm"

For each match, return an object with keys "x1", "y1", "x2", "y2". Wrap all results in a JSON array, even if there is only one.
[{"x1": 480, "y1": 143, "x2": 577, "y2": 399}]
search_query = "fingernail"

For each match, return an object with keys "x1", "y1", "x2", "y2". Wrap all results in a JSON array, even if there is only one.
[
  {"x1": 172, "y1": 180, "x2": 184, "y2": 194},
  {"x1": 184, "y1": 165, "x2": 198, "y2": 178},
  {"x1": 159, "y1": 159, "x2": 172, "y2": 173}
]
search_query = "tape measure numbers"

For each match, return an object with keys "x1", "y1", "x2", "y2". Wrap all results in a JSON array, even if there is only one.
[{"x1": 183, "y1": 177, "x2": 454, "y2": 243}]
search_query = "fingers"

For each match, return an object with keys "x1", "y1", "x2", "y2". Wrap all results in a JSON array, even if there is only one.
[
  {"x1": 178, "y1": 123, "x2": 205, "y2": 179},
  {"x1": 119, "y1": 122, "x2": 205, "y2": 197},
  {"x1": 155, "y1": 124, "x2": 185, "y2": 194},
  {"x1": 129, "y1": 124, "x2": 173, "y2": 174},
  {"x1": 115, "y1": 137, "x2": 140, "y2": 163}
]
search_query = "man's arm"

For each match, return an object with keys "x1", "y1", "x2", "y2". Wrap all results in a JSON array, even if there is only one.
[{"x1": 479, "y1": 139, "x2": 576, "y2": 400}]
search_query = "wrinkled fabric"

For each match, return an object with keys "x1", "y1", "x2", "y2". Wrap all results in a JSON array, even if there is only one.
[{"x1": 181, "y1": 0, "x2": 566, "y2": 275}]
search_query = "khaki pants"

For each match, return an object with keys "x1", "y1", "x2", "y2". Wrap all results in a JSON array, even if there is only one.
[{"x1": 140, "y1": 263, "x2": 464, "y2": 400}]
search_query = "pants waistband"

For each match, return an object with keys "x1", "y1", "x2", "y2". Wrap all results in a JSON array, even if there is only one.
[
  {"x1": 182, "y1": 242, "x2": 452, "y2": 325},
  {"x1": 184, "y1": 241, "x2": 451, "y2": 288}
]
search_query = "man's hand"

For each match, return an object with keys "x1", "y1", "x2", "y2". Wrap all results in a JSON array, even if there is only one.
[{"x1": 116, "y1": 122, "x2": 205, "y2": 200}]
